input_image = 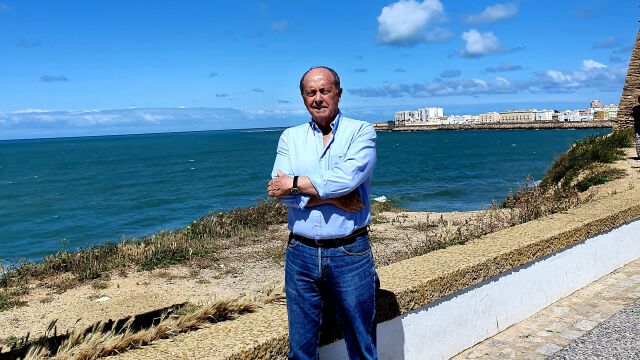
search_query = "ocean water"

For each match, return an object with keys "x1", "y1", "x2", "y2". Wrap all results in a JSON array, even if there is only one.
[{"x1": 0, "y1": 128, "x2": 607, "y2": 262}]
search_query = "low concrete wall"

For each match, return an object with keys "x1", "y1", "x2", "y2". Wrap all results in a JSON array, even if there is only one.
[
  {"x1": 115, "y1": 184, "x2": 640, "y2": 360},
  {"x1": 321, "y1": 219, "x2": 640, "y2": 359}
]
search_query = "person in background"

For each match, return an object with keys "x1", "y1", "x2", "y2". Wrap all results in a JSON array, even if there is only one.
[{"x1": 632, "y1": 95, "x2": 640, "y2": 159}]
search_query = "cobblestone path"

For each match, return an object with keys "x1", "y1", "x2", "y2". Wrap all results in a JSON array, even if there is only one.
[{"x1": 453, "y1": 258, "x2": 640, "y2": 359}]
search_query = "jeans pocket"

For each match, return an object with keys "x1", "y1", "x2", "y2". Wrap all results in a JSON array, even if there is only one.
[
  {"x1": 339, "y1": 237, "x2": 371, "y2": 256},
  {"x1": 287, "y1": 238, "x2": 299, "y2": 249}
]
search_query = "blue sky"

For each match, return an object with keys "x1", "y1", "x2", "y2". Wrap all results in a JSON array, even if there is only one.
[{"x1": 1, "y1": 0, "x2": 638, "y2": 139}]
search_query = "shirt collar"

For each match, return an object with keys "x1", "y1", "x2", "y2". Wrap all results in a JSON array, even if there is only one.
[{"x1": 310, "y1": 111, "x2": 342, "y2": 133}]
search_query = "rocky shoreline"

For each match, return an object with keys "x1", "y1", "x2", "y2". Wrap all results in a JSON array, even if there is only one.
[{"x1": 373, "y1": 120, "x2": 613, "y2": 132}]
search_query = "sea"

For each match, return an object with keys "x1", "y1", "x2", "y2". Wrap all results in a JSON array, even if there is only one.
[{"x1": 0, "y1": 127, "x2": 608, "y2": 263}]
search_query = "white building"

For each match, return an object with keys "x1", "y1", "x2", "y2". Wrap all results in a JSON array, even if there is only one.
[
  {"x1": 604, "y1": 105, "x2": 618, "y2": 119},
  {"x1": 553, "y1": 110, "x2": 579, "y2": 122},
  {"x1": 587, "y1": 100, "x2": 617, "y2": 120},
  {"x1": 444, "y1": 115, "x2": 478, "y2": 124},
  {"x1": 418, "y1": 107, "x2": 444, "y2": 121},
  {"x1": 394, "y1": 110, "x2": 421, "y2": 125},
  {"x1": 579, "y1": 109, "x2": 593, "y2": 121},
  {"x1": 534, "y1": 110, "x2": 554, "y2": 121}
]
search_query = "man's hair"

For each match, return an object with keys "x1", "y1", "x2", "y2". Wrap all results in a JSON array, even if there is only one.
[{"x1": 299, "y1": 66, "x2": 341, "y2": 94}]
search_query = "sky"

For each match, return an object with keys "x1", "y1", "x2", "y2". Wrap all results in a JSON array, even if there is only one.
[{"x1": 1, "y1": 0, "x2": 639, "y2": 139}]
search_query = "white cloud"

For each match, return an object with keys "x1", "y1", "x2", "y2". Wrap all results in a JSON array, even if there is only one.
[
  {"x1": 460, "y1": 29, "x2": 504, "y2": 57},
  {"x1": 137, "y1": 111, "x2": 170, "y2": 122},
  {"x1": 78, "y1": 114, "x2": 122, "y2": 125},
  {"x1": 465, "y1": 3, "x2": 518, "y2": 23},
  {"x1": 349, "y1": 59, "x2": 625, "y2": 98},
  {"x1": 582, "y1": 59, "x2": 607, "y2": 71},
  {"x1": 13, "y1": 108, "x2": 49, "y2": 114},
  {"x1": 377, "y1": 0, "x2": 449, "y2": 47},
  {"x1": 245, "y1": 109, "x2": 307, "y2": 118},
  {"x1": 0, "y1": 107, "x2": 306, "y2": 140},
  {"x1": 349, "y1": 76, "x2": 517, "y2": 98},
  {"x1": 529, "y1": 59, "x2": 624, "y2": 93}
]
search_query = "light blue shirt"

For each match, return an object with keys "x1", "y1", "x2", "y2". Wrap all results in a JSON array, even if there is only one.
[{"x1": 271, "y1": 113, "x2": 377, "y2": 240}]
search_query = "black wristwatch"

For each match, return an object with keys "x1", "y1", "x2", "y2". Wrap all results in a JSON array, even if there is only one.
[{"x1": 290, "y1": 176, "x2": 300, "y2": 195}]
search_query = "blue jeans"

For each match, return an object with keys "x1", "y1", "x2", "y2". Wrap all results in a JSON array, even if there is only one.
[{"x1": 285, "y1": 234, "x2": 378, "y2": 360}]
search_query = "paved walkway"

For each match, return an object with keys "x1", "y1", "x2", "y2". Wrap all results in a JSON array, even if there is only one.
[
  {"x1": 453, "y1": 258, "x2": 640, "y2": 359},
  {"x1": 551, "y1": 298, "x2": 640, "y2": 359}
]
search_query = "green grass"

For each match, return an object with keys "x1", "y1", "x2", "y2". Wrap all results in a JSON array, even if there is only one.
[
  {"x1": 0, "y1": 198, "x2": 289, "y2": 312},
  {"x1": 502, "y1": 129, "x2": 634, "y2": 222},
  {"x1": 0, "y1": 286, "x2": 28, "y2": 312},
  {"x1": 370, "y1": 198, "x2": 404, "y2": 215},
  {"x1": 540, "y1": 129, "x2": 634, "y2": 190},
  {"x1": 575, "y1": 168, "x2": 627, "y2": 192}
]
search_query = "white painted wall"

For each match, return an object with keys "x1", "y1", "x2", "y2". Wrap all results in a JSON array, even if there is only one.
[{"x1": 320, "y1": 219, "x2": 640, "y2": 360}]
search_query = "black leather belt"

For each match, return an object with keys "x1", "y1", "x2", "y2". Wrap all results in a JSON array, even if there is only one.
[{"x1": 289, "y1": 227, "x2": 369, "y2": 248}]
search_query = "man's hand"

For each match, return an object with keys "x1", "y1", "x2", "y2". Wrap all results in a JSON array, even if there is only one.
[
  {"x1": 268, "y1": 170, "x2": 363, "y2": 212},
  {"x1": 307, "y1": 190, "x2": 364, "y2": 212},
  {"x1": 268, "y1": 170, "x2": 294, "y2": 198}
]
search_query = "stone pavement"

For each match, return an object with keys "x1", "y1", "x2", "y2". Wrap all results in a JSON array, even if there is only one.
[
  {"x1": 551, "y1": 298, "x2": 640, "y2": 359},
  {"x1": 453, "y1": 258, "x2": 640, "y2": 359}
]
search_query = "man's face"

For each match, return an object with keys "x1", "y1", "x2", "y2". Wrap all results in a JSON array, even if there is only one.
[{"x1": 301, "y1": 68, "x2": 342, "y2": 127}]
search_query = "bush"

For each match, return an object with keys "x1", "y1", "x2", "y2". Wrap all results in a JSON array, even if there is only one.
[
  {"x1": 0, "y1": 198, "x2": 289, "y2": 298},
  {"x1": 540, "y1": 129, "x2": 634, "y2": 190},
  {"x1": 575, "y1": 168, "x2": 626, "y2": 192}
]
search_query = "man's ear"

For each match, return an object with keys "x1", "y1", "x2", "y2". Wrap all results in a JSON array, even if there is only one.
[{"x1": 337, "y1": 87, "x2": 343, "y2": 98}]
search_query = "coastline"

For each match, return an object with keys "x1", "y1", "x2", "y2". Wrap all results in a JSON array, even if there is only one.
[
  {"x1": 373, "y1": 120, "x2": 613, "y2": 132},
  {"x1": 0, "y1": 132, "x2": 636, "y2": 357},
  {"x1": 2, "y1": 146, "x2": 636, "y2": 357}
]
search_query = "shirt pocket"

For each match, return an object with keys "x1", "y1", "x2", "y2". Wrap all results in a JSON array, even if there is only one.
[{"x1": 331, "y1": 153, "x2": 346, "y2": 169}]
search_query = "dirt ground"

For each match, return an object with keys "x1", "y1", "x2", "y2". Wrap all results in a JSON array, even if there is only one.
[{"x1": 1, "y1": 149, "x2": 638, "y2": 349}]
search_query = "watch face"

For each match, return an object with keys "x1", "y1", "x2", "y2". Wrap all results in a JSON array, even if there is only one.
[{"x1": 290, "y1": 188, "x2": 300, "y2": 195}]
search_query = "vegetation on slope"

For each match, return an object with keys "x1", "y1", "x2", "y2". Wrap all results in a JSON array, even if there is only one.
[{"x1": 0, "y1": 129, "x2": 635, "y2": 314}]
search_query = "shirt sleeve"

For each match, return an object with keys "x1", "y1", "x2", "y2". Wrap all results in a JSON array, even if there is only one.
[
  {"x1": 271, "y1": 129, "x2": 311, "y2": 209},
  {"x1": 308, "y1": 122, "x2": 377, "y2": 199}
]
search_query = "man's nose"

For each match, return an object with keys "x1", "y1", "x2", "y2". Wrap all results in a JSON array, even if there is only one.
[{"x1": 313, "y1": 93, "x2": 323, "y2": 103}]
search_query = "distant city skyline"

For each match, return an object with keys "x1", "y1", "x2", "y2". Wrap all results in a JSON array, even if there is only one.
[{"x1": 1, "y1": 0, "x2": 638, "y2": 139}]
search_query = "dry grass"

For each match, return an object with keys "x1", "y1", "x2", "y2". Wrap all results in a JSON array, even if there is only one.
[
  {"x1": 0, "y1": 276, "x2": 28, "y2": 312},
  {"x1": 407, "y1": 205, "x2": 510, "y2": 257},
  {"x1": 0, "y1": 199, "x2": 288, "y2": 312},
  {"x1": 407, "y1": 175, "x2": 594, "y2": 258},
  {"x1": 18, "y1": 299, "x2": 256, "y2": 360},
  {"x1": 5, "y1": 281, "x2": 288, "y2": 359}
]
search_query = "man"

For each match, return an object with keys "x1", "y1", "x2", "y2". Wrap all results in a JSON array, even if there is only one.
[
  {"x1": 267, "y1": 66, "x2": 378, "y2": 360},
  {"x1": 632, "y1": 95, "x2": 640, "y2": 159}
]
